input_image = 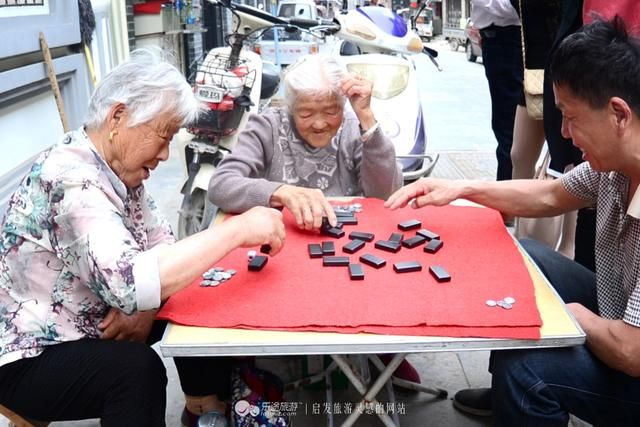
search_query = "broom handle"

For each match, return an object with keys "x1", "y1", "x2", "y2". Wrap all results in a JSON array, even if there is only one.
[{"x1": 39, "y1": 32, "x2": 70, "y2": 133}]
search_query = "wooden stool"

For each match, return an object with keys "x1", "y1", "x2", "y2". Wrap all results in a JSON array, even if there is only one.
[{"x1": 0, "y1": 404, "x2": 49, "y2": 427}]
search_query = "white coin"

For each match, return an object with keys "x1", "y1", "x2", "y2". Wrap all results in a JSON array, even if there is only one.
[
  {"x1": 503, "y1": 297, "x2": 515, "y2": 305},
  {"x1": 485, "y1": 299, "x2": 497, "y2": 307}
]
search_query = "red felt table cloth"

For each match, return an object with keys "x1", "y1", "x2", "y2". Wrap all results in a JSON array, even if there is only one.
[{"x1": 159, "y1": 199, "x2": 542, "y2": 339}]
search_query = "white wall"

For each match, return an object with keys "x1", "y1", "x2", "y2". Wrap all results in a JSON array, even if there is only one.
[{"x1": 0, "y1": 92, "x2": 64, "y2": 177}]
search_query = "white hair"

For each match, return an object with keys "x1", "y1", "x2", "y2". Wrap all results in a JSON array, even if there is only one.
[
  {"x1": 283, "y1": 55, "x2": 346, "y2": 111},
  {"x1": 85, "y1": 48, "x2": 202, "y2": 129}
]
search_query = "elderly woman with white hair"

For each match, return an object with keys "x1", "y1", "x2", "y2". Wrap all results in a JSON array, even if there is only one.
[
  {"x1": 209, "y1": 54, "x2": 403, "y2": 229},
  {"x1": 0, "y1": 49, "x2": 285, "y2": 426},
  {"x1": 209, "y1": 55, "x2": 421, "y2": 385}
]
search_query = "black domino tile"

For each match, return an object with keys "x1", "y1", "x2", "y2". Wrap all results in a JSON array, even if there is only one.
[
  {"x1": 323, "y1": 256, "x2": 350, "y2": 266},
  {"x1": 401, "y1": 235, "x2": 427, "y2": 248},
  {"x1": 359, "y1": 253, "x2": 386, "y2": 269},
  {"x1": 248, "y1": 255, "x2": 268, "y2": 271},
  {"x1": 308, "y1": 243, "x2": 323, "y2": 258},
  {"x1": 321, "y1": 241, "x2": 335, "y2": 255},
  {"x1": 423, "y1": 239, "x2": 443, "y2": 254},
  {"x1": 348, "y1": 231, "x2": 375, "y2": 242},
  {"x1": 260, "y1": 244, "x2": 272, "y2": 254},
  {"x1": 389, "y1": 232, "x2": 404, "y2": 243},
  {"x1": 393, "y1": 261, "x2": 422, "y2": 273},
  {"x1": 398, "y1": 219, "x2": 422, "y2": 231},
  {"x1": 338, "y1": 216, "x2": 358, "y2": 225},
  {"x1": 348, "y1": 263, "x2": 365, "y2": 280},
  {"x1": 325, "y1": 227, "x2": 345, "y2": 238},
  {"x1": 343, "y1": 239, "x2": 366, "y2": 254},
  {"x1": 417, "y1": 229, "x2": 440, "y2": 241},
  {"x1": 429, "y1": 265, "x2": 451, "y2": 282},
  {"x1": 375, "y1": 240, "x2": 401, "y2": 253}
]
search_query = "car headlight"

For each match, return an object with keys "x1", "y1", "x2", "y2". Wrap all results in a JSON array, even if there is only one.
[{"x1": 347, "y1": 63, "x2": 409, "y2": 100}]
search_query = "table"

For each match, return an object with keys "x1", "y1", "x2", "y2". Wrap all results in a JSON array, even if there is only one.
[{"x1": 160, "y1": 246, "x2": 585, "y2": 426}]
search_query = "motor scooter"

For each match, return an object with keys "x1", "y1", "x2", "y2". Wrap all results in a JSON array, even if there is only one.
[
  {"x1": 324, "y1": 1, "x2": 440, "y2": 181},
  {"x1": 177, "y1": 1, "x2": 285, "y2": 238}
]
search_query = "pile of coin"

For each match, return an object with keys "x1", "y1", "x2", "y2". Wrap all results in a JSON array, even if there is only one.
[
  {"x1": 200, "y1": 266, "x2": 236, "y2": 287},
  {"x1": 334, "y1": 202, "x2": 363, "y2": 214},
  {"x1": 485, "y1": 296, "x2": 516, "y2": 310}
]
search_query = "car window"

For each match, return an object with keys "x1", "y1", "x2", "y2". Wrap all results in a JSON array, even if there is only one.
[{"x1": 278, "y1": 3, "x2": 313, "y2": 18}]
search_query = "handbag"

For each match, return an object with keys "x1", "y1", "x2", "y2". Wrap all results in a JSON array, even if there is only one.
[
  {"x1": 523, "y1": 69, "x2": 544, "y2": 120},
  {"x1": 231, "y1": 363, "x2": 290, "y2": 427},
  {"x1": 514, "y1": 149, "x2": 577, "y2": 258},
  {"x1": 519, "y1": 0, "x2": 544, "y2": 120}
]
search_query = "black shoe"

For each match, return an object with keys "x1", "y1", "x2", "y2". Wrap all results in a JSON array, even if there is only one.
[{"x1": 453, "y1": 387, "x2": 492, "y2": 417}]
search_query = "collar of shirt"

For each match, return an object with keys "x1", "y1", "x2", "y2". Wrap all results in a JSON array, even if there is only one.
[
  {"x1": 626, "y1": 181, "x2": 640, "y2": 219},
  {"x1": 605, "y1": 171, "x2": 640, "y2": 219},
  {"x1": 78, "y1": 127, "x2": 129, "y2": 202}
]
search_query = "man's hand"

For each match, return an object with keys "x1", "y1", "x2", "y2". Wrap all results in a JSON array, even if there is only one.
[
  {"x1": 341, "y1": 74, "x2": 376, "y2": 131},
  {"x1": 229, "y1": 206, "x2": 287, "y2": 255},
  {"x1": 270, "y1": 185, "x2": 337, "y2": 230},
  {"x1": 98, "y1": 308, "x2": 156, "y2": 342},
  {"x1": 385, "y1": 178, "x2": 464, "y2": 210}
]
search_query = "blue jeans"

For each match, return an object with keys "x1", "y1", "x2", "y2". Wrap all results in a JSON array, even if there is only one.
[
  {"x1": 490, "y1": 239, "x2": 640, "y2": 426},
  {"x1": 480, "y1": 25, "x2": 522, "y2": 181}
]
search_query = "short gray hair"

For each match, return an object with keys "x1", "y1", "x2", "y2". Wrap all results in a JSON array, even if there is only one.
[
  {"x1": 85, "y1": 48, "x2": 201, "y2": 129},
  {"x1": 284, "y1": 55, "x2": 346, "y2": 111}
]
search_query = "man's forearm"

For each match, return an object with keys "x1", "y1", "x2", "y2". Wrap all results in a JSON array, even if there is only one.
[{"x1": 458, "y1": 179, "x2": 574, "y2": 218}]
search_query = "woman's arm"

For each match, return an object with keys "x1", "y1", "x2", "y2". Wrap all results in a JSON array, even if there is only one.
[
  {"x1": 208, "y1": 113, "x2": 283, "y2": 213},
  {"x1": 357, "y1": 128, "x2": 404, "y2": 199},
  {"x1": 53, "y1": 180, "x2": 285, "y2": 313},
  {"x1": 341, "y1": 75, "x2": 403, "y2": 198},
  {"x1": 156, "y1": 206, "x2": 285, "y2": 299}
]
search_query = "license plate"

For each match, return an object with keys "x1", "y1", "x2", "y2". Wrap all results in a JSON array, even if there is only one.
[{"x1": 196, "y1": 86, "x2": 223, "y2": 103}]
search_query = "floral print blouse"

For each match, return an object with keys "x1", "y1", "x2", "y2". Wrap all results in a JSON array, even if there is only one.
[{"x1": 0, "y1": 129, "x2": 174, "y2": 368}]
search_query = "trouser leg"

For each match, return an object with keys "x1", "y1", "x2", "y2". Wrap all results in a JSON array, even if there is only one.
[
  {"x1": 480, "y1": 25, "x2": 523, "y2": 181},
  {"x1": 492, "y1": 345, "x2": 640, "y2": 427},
  {"x1": 519, "y1": 238, "x2": 598, "y2": 311},
  {"x1": 0, "y1": 339, "x2": 167, "y2": 427},
  {"x1": 149, "y1": 320, "x2": 233, "y2": 400},
  {"x1": 488, "y1": 239, "x2": 608, "y2": 425}
]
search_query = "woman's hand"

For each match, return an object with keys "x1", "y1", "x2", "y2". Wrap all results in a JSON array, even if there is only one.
[
  {"x1": 228, "y1": 206, "x2": 287, "y2": 255},
  {"x1": 384, "y1": 178, "x2": 464, "y2": 210},
  {"x1": 270, "y1": 184, "x2": 337, "y2": 231},
  {"x1": 341, "y1": 74, "x2": 376, "y2": 131},
  {"x1": 99, "y1": 308, "x2": 156, "y2": 342}
]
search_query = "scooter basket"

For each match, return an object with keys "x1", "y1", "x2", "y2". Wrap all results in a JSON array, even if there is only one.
[{"x1": 189, "y1": 104, "x2": 245, "y2": 137}]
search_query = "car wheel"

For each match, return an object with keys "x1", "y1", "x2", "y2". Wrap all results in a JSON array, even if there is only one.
[
  {"x1": 448, "y1": 39, "x2": 459, "y2": 51},
  {"x1": 465, "y1": 41, "x2": 477, "y2": 62}
]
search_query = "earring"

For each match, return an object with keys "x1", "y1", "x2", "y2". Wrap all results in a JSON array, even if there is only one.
[{"x1": 108, "y1": 131, "x2": 114, "y2": 143}]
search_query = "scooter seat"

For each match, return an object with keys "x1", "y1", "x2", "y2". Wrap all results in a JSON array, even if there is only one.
[{"x1": 260, "y1": 61, "x2": 281, "y2": 100}]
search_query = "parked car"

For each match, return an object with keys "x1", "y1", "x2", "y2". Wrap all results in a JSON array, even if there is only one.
[
  {"x1": 415, "y1": 7, "x2": 433, "y2": 41},
  {"x1": 397, "y1": 7, "x2": 433, "y2": 41},
  {"x1": 252, "y1": 0, "x2": 320, "y2": 66},
  {"x1": 443, "y1": 18, "x2": 482, "y2": 62},
  {"x1": 464, "y1": 21, "x2": 482, "y2": 62}
]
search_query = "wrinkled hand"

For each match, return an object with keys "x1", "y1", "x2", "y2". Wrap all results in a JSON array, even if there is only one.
[
  {"x1": 270, "y1": 184, "x2": 337, "y2": 231},
  {"x1": 341, "y1": 74, "x2": 376, "y2": 130},
  {"x1": 98, "y1": 308, "x2": 156, "y2": 342},
  {"x1": 230, "y1": 206, "x2": 286, "y2": 255},
  {"x1": 384, "y1": 178, "x2": 463, "y2": 210}
]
